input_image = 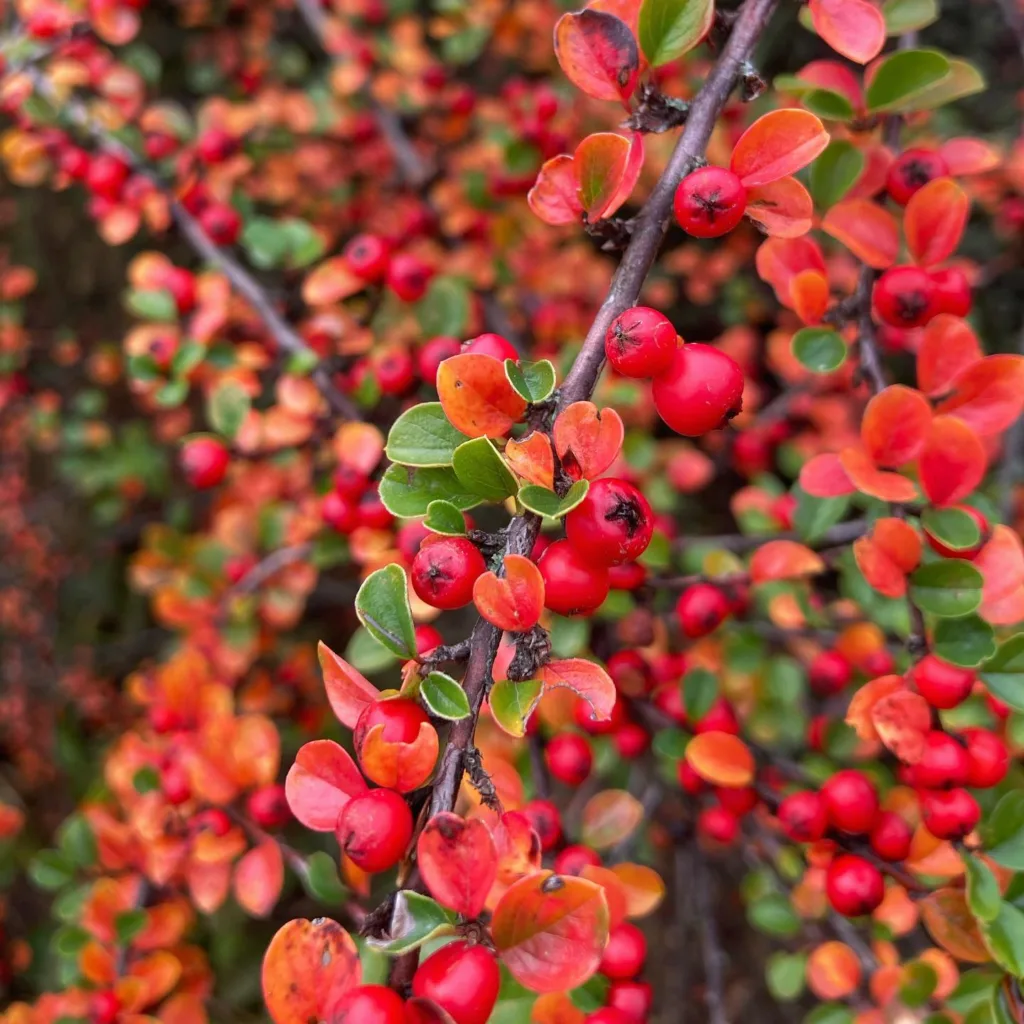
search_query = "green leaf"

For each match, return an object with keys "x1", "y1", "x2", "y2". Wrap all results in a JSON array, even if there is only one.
[
  {"x1": 345, "y1": 627, "x2": 397, "y2": 674},
  {"x1": 865, "y1": 49, "x2": 951, "y2": 112},
  {"x1": 810, "y1": 141, "x2": 865, "y2": 209},
  {"x1": 791, "y1": 328, "x2": 848, "y2": 374},
  {"x1": 504, "y1": 359, "x2": 555, "y2": 403},
  {"x1": 378, "y1": 464, "x2": 483, "y2": 518},
  {"x1": 300, "y1": 851, "x2": 348, "y2": 904},
  {"x1": 549, "y1": 615, "x2": 590, "y2": 658},
  {"x1": 748, "y1": 892, "x2": 801, "y2": 937},
  {"x1": 420, "y1": 672, "x2": 471, "y2": 721},
  {"x1": 365, "y1": 890, "x2": 456, "y2": 955},
  {"x1": 568, "y1": 974, "x2": 610, "y2": 1012},
  {"x1": 901, "y1": 961, "x2": 939, "y2": 1007},
  {"x1": 53, "y1": 884, "x2": 91, "y2": 923},
  {"x1": 518, "y1": 480, "x2": 590, "y2": 518},
  {"x1": 980, "y1": 635, "x2": 1024, "y2": 713},
  {"x1": 652, "y1": 727, "x2": 688, "y2": 761},
  {"x1": 933, "y1": 614, "x2": 996, "y2": 668},
  {"x1": 242, "y1": 217, "x2": 291, "y2": 269},
  {"x1": 154, "y1": 378, "x2": 189, "y2": 408},
  {"x1": 683, "y1": 668, "x2": 718, "y2": 723},
  {"x1": 981, "y1": 792, "x2": 1024, "y2": 869},
  {"x1": 792, "y1": 486, "x2": 850, "y2": 544},
  {"x1": 415, "y1": 276, "x2": 470, "y2": 338},
  {"x1": 489, "y1": 678, "x2": 543, "y2": 738},
  {"x1": 171, "y1": 341, "x2": 205, "y2": 378},
  {"x1": 948, "y1": 969, "x2": 1003, "y2": 1015},
  {"x1": 638, "y1": 0, "x2": 714, "y2": 66},
  {"x1": 311, "y1": 530, "x2": 349, "y2": 569},
  {"x1": 909, "y1": 559, "x2": 983, "y2": 618},
  {"x1": 57, "y1": 815, "x2": 97, "y2": 869},
  {"x1": 883, "y1": 0, "x2": 939, "y2": 33},
  {"x1": 385, "y1": 403, "x2": 470, "y2": 468},
  {"x1": 279, "y1": 218, "x2": 324, "y2": 268},
  {"x1": 964, "y1": 853, "x2": 1001, "y2": 924},
  {"x1": 115, "y1": 908, "x2": 148, "y2": 944},
  {"x1": 125, "y1": 288, "x2": 177, "y2": 321},
  {"x1": 424, "y1": 500, "x2": 467, "y2": 536},
  {"x1": 452, "y1": 437, "x2": 519, "y2": 502},
  {"x1": 207, "y1": 381, "x2": 251, "y2": 439},
  {"x1": 892, "y1": 58, "x2": 984, "y2": 112},
  {"x1": 922, "y1": 507, "x2": 982, "y2": 552},
  {"x1": 805, "y1": 1006, "x2": 854, "y2": 1024},
  {"x1": 133, "y1": 765, "x2": 161, "y2": 794},
  {"x1": 981, "y1": 901, "x2": 1024, "y2": 977},
  {"x1": 801, "y1": 89, "x2": 856, "y2": 122},
  {"x1": 53, "y1": 926, "x2": 91, "y2": 958},
  {"x1": 766, "y1": 951, "x2": 807, "y2": 1001},
  {"x1": 29, "y1": 850, "x2": 75, "y2": 891},
  {"x1": 355, "y1": 564, "x2": 417, "y2": 659}
]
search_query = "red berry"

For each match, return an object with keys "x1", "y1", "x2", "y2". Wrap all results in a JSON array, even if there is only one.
[
  {"x1": 674, "y1": 165, "x2": 747, "y2": 238},
  {"x1": 599, "y1": 922, "x2": 647, "y2": 980},
  {"x1": 652, "y1": 344, "x2": 744, "y2": 436},
  {"x1": 373, "y1": 346, "x2": 415, "y2": 395},
  {"x1": 343, "y1": 233, "x2": 390, "y2": 281},
  {"x1": 191, "y1": 808, "x2": 231, "y2": 837},
  {"x1": 565, "y1": 478, "x2": 654, "y2": 566},
  {"x1": 606, "y1": 650, "x2": 652, "y2": 697},
  {"x1": 411, "y1": 537, "x2": 487, "y2": 610},
  {"x1": 614, "y1": 721, "x2": 649, "y2": 759},
  {"x1": 412, "y1": 941, "x2": 500, "y2": 1024},
  {"x1": 247, "y1": 784, "x2": 290, "y2": 829},
  {"x1": 538, "y1": 540, "x2": 610, "y2": 616},
  {"x1": 164, "y1": 266, "x2": 196, "y2": 314},
  {"x1": 333, "y1": 464, "x2": 368, "y2": 499},
  {"x1": 198, "y1": 203, "x2": 242, "y2": 245},
  {"x1": 911, "y1": 654, "x2": 975, "y2": 709},
  {"x1": 355, "y1": 698, "x2": 429, "y2": 747},
  {"x1": 698, "y1": 805, "x2": 739, "y2": 845},
  {"x1": 920, "y1": 787, "x2": 980, "y2": 840},
  {"x1": 870, "y1": 811, "x2": 913, "y2": 862},
  {"x1": 929, "y1": 267, "x2": 973, "y2": 318},
  {"x1": 196, "y1": 127, "x2": 237, "y2": 164},
  {"x1": 415, "y1": 624, "x2": 444, "y2": 656},
  {"x1": 886, "y1": 148, "x2": 950, "y2": 205},
  {"x1": 608, "y1": 561, "x2": 647, "y2": 590},
  {"x1": 912, "y1": 732, "x2": 970, "y2": 790},
  {"x1": 92, "y1": 990, "x2": 121, "y2": 1024},
  {"x1": 607, "y1": 980, "x2": 653, "y2": 1022},
  {"x1": 322, "y1": 491, "x2": 360, "y2": 533},
  {"x1": 821, "y1": 770, "x2": 879, "y2": 835},
  {"x1": 809, "y1": 651, "x2": 852, "y2": 695},
  {"x1": 873, "y1": 266, "x2": 937, "y2": 329},
  {"x1": 161, "y1": 763, "x2": 191, "y2": 805},
  {"x1": 521, "y1": 799, "x2": 562, "y2": 851},
  {"x1": 462, "y1": 332, "x2": 519, "y2": 362},
  {"x1": 86, "y1": 152, "x2": 130, "y2": 201},
  {"x1": 677, "y1": 759, "x2": 705, "y2": 795},
  {"x1": 335, "y1": 789, "x2": 413, "y2": 873},
  {"x1": 553, "y1": 844, "x2": 602, "y2": 875},
  {"x1": 545, "y1": 733, "x2": 593, "y2": 786},
  {"x1": 924, "y1": 505, "x2": 989, "y2": 561},
  {"x1": 385, "y1": 253, "x2": 432, "y2": 302},
  {"x1": 180, "y1": 437, "x2": 229, "y2": 489},
  {"x1": 694, "y1": 698, "x2": 739, "y2": 735},
  {"x1": 358, "y1": 492, "x2": 393, "y2": 530},
  {"x1": 604, "y1": 306, "x2": 678, "y2": 378},
  {"x1": 330, "y1": 985, "x2": 406, "y2": 1024},
  {"x1": 418, "y1": 336, "x2": 461, "y2": 385},
  {"x1": 778, "y1": 791, "x2": 828, "y2": 842},
  {"x1": 59, "y1": 146, "x2": 91, "y2": 181},
  {"x1": 962, "y1": 728, "x2": 1008, "y2": 789},
  {"x1": 585, "y1": 1011, "x2": 632, "y2": 1024},
  {"x1": 675, "y1": 583, "x2": 730, "y2": 638},
  {"x1": 826, "y1": 854, "x2": 884, "y2": 917}
]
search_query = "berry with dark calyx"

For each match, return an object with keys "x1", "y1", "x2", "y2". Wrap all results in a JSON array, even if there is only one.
[
  {"x1": 196, "y1": 127, "x2": 238, "y2": 164},
  {"x1": 822, "y1": 770, "x2": 879, "y2": 835},
  {"x1": 929, "y1": 267, "x2": 973, "y2": 318},
  {"x1": 191, "y1": 808, "x2": 231, "y2": 837},
  {"x1": 418, "y1": 336, "x2": 461, "y2": 385},
  {"x1": 911, "y1": 654, "x2": 975, "y2": 709},
  {"x1": 372, "y1": 346, "x2": 415, "y2": 395},
  {"x1": 716, "y1": 785, "x2": 757, "y2": 815},
  {"x1": 604, "y1": 306, "x2": 678, "y2": 378},
  {"x1": 565, "y1": 478, "x2": 654, "y2": 566},
  {"x1": 886, "y1": 148, "x2": 950, "y2": 205},
  {"x1": 521, "y1": 798, "x2": 562, "y2": 851},
  {"x1": 553, "y1": 844, "x2": 601, "y2": 875},
  {"x1": 199, "y1": 203, "x2": 242, "y2": 245},
  {"x1": 912, "y1": 731, "x2": 970, "y2": 790},
  {"x1": 385, "y1": 253, "x2": 432, "y2": 302},
  {"x1": 335, "y1": 789, "x2": 413, "y2": 873},
  {"x1": 963, "y1": 728, "x2": 1009, "y2": 788},
  {"x1": 342, "y1": 233, "x2": 390, "y2": 282},
  {"x1": 608, "y1": 980, "x2": 653, "y2": 1022},
  {"x1": 675, "y1": 583, "x2": 731, "y2": 638},
  {"x1": 411, "y1": 536, "x2": 487, "y2": 610},
  {"x1": 652, "y1": 343, "x2": 744, "y2": 436},
  {"x1": 809, "y1": 650, "x2": 852, "y2": 695},
  {"x1": 538, "y1": 540, "x2": 610, "y2": 616},
  {"x1": 873, "y1": 265, "x2": 937, "y2": 329},
  {"x1": 330, "y1": 985, "x2": 406, "y2": 1024},
  {"x1": 674, "y1": 165, "x2": 748, "y2": 238},
  {"x1": 599, "y1": 922, "x2": 647, "y2": 980},
  {"x1": 180, "y1": 437, "x2": 229, "y2": 489},
  {"x1": 698, "y1": 805, "x2": 740, "y2": 845},
  {"x1": 544, "y1": 733, "x2": 593, "y2": 786},
  {"x1": 826, "y1": 854, "x2": 885, "y2": 917},
  {"x1": 412, "y1": 941, "x2": 500, "y2": 1024},
  {"x1": 778, "y1": 790, "x2": 828, "y2": 842},
  {"x1": 924, "y1": 505, "x2": 989, "y2": 561},
  {"x1": 606, "y1": 650, "x2": 652, "y2": 697},
  {"x1": 920, "y1": 787, "x2": 980, "y2": 840},
  {"x1": 870, "y1": 811, "x2": 913, "y2": 862},
  {"x1": 462, "y1": 332, "x2": 519, "y2": 362},
  {"x1": 247, "y1": 784, "x2": 290, "y2": 829}
]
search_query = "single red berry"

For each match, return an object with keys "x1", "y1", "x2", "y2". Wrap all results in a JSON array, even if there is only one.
[
  {"x1": 911, "y1": 654, "x2": 975, "y2": 709},
  {"x1": 614, "y1": 721, "x2": 650, "y2": 759},
  {"x1": 929, "y1": 267, "x2": 973, "y2": 318},
  {"x1": 873, "y1": 265, "x2": 937, "y2": 329},
  {"x1": 677, "y1": 759, "x2": 705, "y2": 795},
  {"x1": 330, "y1": 985, "x2": 406, "y2": 1024},
  {"x1": 246, "y1": 784, "x2": 290, "y2": 829},
  {"x1": 585, "y1": 1011, "x2": 632, "y2": 1024},
  {"x1": 322, "y1": 491, "x2": 360, "y2": 533},
  {"x1": 863, "y1": 649, "x2": 896, "y2": 677},
  {"x1": 521, "y1": 798, "x2": 563, "y2": 851},
  {"x1": 821, "y1": 770, "x2": 879, "y2": 835},
  {"x1": 59, "y1": 146, "x2": 91, "y2": 181},
  {"x1": 92, "y1": 990, "x2": 121, "y2": 1024},
  {"x1": 196, "y1": 126, "x2": 238, "y2": 164},
  {"x1": 599, "y1": 922, "x2": 647, "y2": 980},
  {"x1": 333, "y1": 464, "x2": 368, "y2": 499},
  {"x1": 565, "y1": 478, "x2": 654, "y2": 566},
  {"x1": 606, "y1": 650, "x2": 652, "y2": 697},
  {"x1": 164, "y1": 266, "x2": 196, "y2": 315},
  {"x1": 809, "y1": 650, "x2": 853, "y2": 695},
  {"x1": 412, "y1": 941, "x2": 500, "y2": 1024},
  {"x1": 886, "y1": 148, "x2": 950, "y2": 205},
  {"x1": 191, "y1": 808, "x2": 231, "y2": 837},
  {"x1": 415, "y1": 624, "x2": 444, "y2": 657},
  {"x1": 180, "y1": 437, "x2": 229, "y2": 489},
  {"x1": 870, "y1": 811, "x2": 913, "y2": 862},
  {"x1": 355, "y1": 698, "x2": 429, "y2": 748},
  {"x1": 343, "y1": 233, "x2": 390, "y2": 281},
  {"x1": 85, "y1": 152, "x2": 130, "y2": 201},
  {"x1": 373, "y1": 346, "x2": 416, "y2": 395},
  {"x1": 604, "y1": 306, "x2": 678, "y2": 378},
  {"x1": 538, "y1": 540, "x2": 610, "y2": 616},
  {"x1": 912, "y1": 731, "x2": 970, "y2": 790},
  {"x1": 608, "y1": 980, "x2": 653, "y2": 1022},
  {"x1": 920, "y1": 787, "x2": 980, "y2": 840},
  {"x1": 554, "y1": 844, "x2": 601, "y2": 875},
  {"x1": 924, "y1": 505, "x2": 989, "y2": 561},
  {"x1": 826, "y1": 854, "x2": 884, "y2": 917},
  {"x1": 545, "y1": 733, "x2": 593, "y2": 786},
  {"x1": 198, "y1": 203, "x2": 242, "y2": 245},
  {"x1": 674, "y1": 165, "x2": 747, "y2": 238},
  {"x1": 652, "y1": 343, "x2": 744, "y2": 437},
  {"x1": 778, "y1": 791, "x2": 829, "y2": 842},
  {"x1": 161, "y1": 763, "x2": 191, "y2": 805},
  {"x1": 358, "y1": 492, "x2": 393, "y2": 531},
  {"x1": 675, "y1": 583, "x2": 731, "y2": 638},
  {"x1": 716, "y1": 785, "x2": 758, "y2": 816},
  {"x1": 698, "y1": 805, "x2": 740, "y2": 845},
  {"x1": 418, "y1": 336, "x2": 461, "y2": 385},
  {"x1": 145, "y1": 131, "x2": 179, "y2": 160},
  {"x1": 335, "y1": 789, "x2": 413, "y2": 873},
  {"x1": 411, "y1": 536, "x2": 487, "y2": 610},
  {"x1": 462, "y1": 332, "x2": 519, "y2": 362},
  {"x1": 962, "y1": 728, "x2": 1009, "y2": 788},
  {"x1": 608, "y1": 561, "x2": 647, "y2": 590},
  {"x1": 385, "y1": 253, "x2": 432, "y2": 302}
]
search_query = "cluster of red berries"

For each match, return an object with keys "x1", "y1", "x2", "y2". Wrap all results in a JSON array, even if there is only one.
[
  {"x1": 341, "y1": 232, "x2": 435, "y2": 304},
  {"x1": 322, "y1": 464, "x2": 393, "y2": 536},
  {"x1": 604, "y1": 306, "x2": 744, "y2": 438}
]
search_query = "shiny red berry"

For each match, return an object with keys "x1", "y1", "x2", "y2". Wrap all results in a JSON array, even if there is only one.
[
  {"x1": 675, "y1": 583, "x2": 730, "y2": 638},
  {"x1": 911, "y1": 654, "x2": 975, "y2": 709},
  {"x1": 604, "y1": 306, "x2": 678, "y2": 378},
  {"x1": 415, "y1": 624, "x2": 444, "y2": 657},
  {"x1": 199, "y1": 203, "x2": 242, "y2": 245},
  {"x1": 674, "y1": 165, "x2": 747, "y2": 238},
  {"x1": 873, "y1": 265, "x2": 937, "y2": 329},
  {"x1": 373, "y1": 346, "x2": 415, "y2": 395},
  {"x1": 354, "y1": 698, "x2": 429, "y2": 749},
  {"x1": 677, "y1": 759, "x2": 705, "y2": 795},
  {"x1": 411, "y1": 537, "x2": 487, "y2": 610},
  {"x1": 545, "y1": 733, "x2": 593, "y2": 786},
  {"x1": 963, "y1": 728, "x2": 1009, "y2": 788},
  {"x1": 462, "y1": 332, "x2": 519, "y2": 362},
  {"x1": 614, "y1": 721, "x2": 650, "y2": 759},
  {"x1": 385, "y1": 253, "x2": 432, "y2": 302},
  {"x1": 822, "y1": 770, "x2": 879, "y2": 835},
  {"x1": 912, "y1": 731, "x2": 970, "y2": 790},
  {"x1": 412, "y1": 941, "x2": 500, "y2": 1024},
  {"x1": 599, "y1": 922, "x2": 647, "y2": 980},
  {"x1": 608, "y1": 980, "x2": 653, "y2": 1022},
  {"x1": 553, "y1": 844, "x2": 601, "y2": 875},
  {"x1": 565, "y1": 478, "x2": 654, "y2": 566},
  {"x1": 161, "y1": 763, "x2": 191, "y2": 805},
  {"x1": 698, "y1": 805, "x2": 739, "y2": 845},
  {"x1": 870, "y1": 811, "x2": 913, "y2": 862},
  {"x1": 778, "y1": 791, "x2": 828, "y2": 842},
  {"x1": 652, "y1": 343, "x2": 744, "y2": 436},
  {"x1": 342, "y1": 233, "x2": 390, "y2": 281},
  {"x1": 247, "y1": 784, "x2": 290, "y2": 829},
  {"x1": 335, "y1": 789, "x2": 413, "y2": 873},
  {"x1": 929, "y1": 266, "x2": 973, "y2": 318},
  {"x1": 418, "y1": 336, "x2": 461, "y2": 385},
  {"x1": 322, "y1": 491, "x2": 360, "y2": 533},
  {"x1": 180, "y1": 437, "x2": 229, "y2": 489},
  {"x1": 538, "y1": 540, "x2": 610, "y2": 616},
  {"x1": 920, "y1": 787, "x2": 980, "y2": 840},
  {"x1": 86, "y1": 152, "x2": 130, "y2": 201},
  {"x1": 330, "y1": 985, "x2": 406, "y2": 1024},
  {"x1": 809, "y1": 650, "x2": 852, "y2": 695},
  {"x1": 826, "y1": 854, "x2": 884, "y2": 917},
  {"x1": 886, "y1": 148, "x2": 949, "y2": 205}
]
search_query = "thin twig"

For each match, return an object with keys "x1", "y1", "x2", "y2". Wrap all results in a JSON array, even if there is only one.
[{"x1": 228, "y1": 543, "x2": 313, "y2": 597}]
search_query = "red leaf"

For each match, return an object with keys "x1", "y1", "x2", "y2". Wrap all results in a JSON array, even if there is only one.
[
  {"x1": 789, "y1": 270, "x2": 830, "y2": 325},
  {"x1": 417, "y1": 813, "x2": 498, "y2": 919},
  {"x1": 233, "y1": 841, "x2": 284, "y2": 919},
  {"x1": 839, "y1": 447, "x2": 918, "y2": 503},
  {"x1": 861, "y1": 385, "x2": 933, "y2": 468},
  {"x1": 919, "y1": 416, "x2": 987, "y2": 507},
  {"x1": 745, "y1": 176, "x2": 814, "y2": 238},
  {"x1": 318, "y1": 641, "x2": 378, "y2": 729},
  {"x1": 553, "y1": 401, "x2": 624, "y2": 480},
  {"x1": 730, "y1": 109, "x2": 830, "y2": 188},
  {"x1": 581, "y1": 790, "x2": 644, "y2": 848},
  {"x1": 821, "y1": 198, "x2": 900, "y2": 269},
  {"x1": 847, "y1": 674, "x2": 903, "y2": 741},
  {"x1": 537, "y1": 659, "x2": 616, "y2": 722},
  {"x1": 808, "y1": 0, "x2": 885, "y2": 64},
  {"x1": 285, "y1": 740, "x2": 367, "y2": 832},
  {"x1": 528, "y1": 155, "x2": 584, "y2": 226},
  {"x1": 473, "y1": 554, "x2": 545, "y2": 632},
  {"x1": 905, "y1": 178, "x2": 970, "y2": 267},
  {"x1": 574, "y1": 131, "x2": 644, "y2": 221},
  {"x1": 554, "y1": 9, "x2": 639, "y2": 104},
  {"x1": 936, "y1": 355, "x2": 1024, "y2": 436},
  {"x1": 916, "y1": 315, "x2": 983, "y2": 397},
  {"x1": 755, "y1": 237, "x2": 827, "y2": 307},
  {"x1": 493, "y1": 811, "x2": 543, "y2": 890},
  {"x1": 799, "y1": 452, "x2": 855, "y2": 498},
  {"x1": 437, "y1": 353, "x2": 528, "y2": 438},
  {"x1": 975, "y1": 525, "x2": 1024, "y2": 615},
  {"x1": 939, "y1": 137, "x2": 1001, "y2": 176},
  {"x1": 505, "y1": 431, "x2": 556, "y2": 488},
  {"x1": 749, "y1": 540, "x2": 826, "y2": 582},
  {"x1": 854, "y1": 518, "x2": 922, "y2": 598}
]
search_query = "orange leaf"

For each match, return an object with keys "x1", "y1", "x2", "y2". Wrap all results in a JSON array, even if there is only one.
[
  {"x1": 536, "y1": 659, "x2": 616, "y2": 722},
  {"x1": 755, "y1": 236, "x2": 826, "y2": 306},
  {"x1": 581, "y1": 790, "x2": 644, "y2": 849},
  {"x1": 939, "y1": 137, "x2": 1001, "y2": 176},
  {"x1": 807, "y1": 941, "x2": 862, "y2": 1000},
  {"x1": 609, "y1": 862, "x2": 666, "y2": 918},
  {"x1": 302, "y1": 257, "x2": 365, "y2": 306},
  {"x1": 745, "y1": 176, "x2": 814, "y2": 238},
  {"x1": 358, "y1": 721, "x2": 439, "y2": 792},
  {"x1": 809, "y1": 0, "x2": 885, "y2": 62},
  {"x1": 862, "y1": 385, "x2": 932, "y2": 468},
  {"x1": 919, "y1": 416, "x2": 986, "y2": 507},
  {"x1": 871, "y1": 689, "x2": 931, "y2": 764},
  {"x1": 437, "y1": 354, "x2": 528, "y2": 439},
  {"x1": 554, "y1": 9, "x2": 639, "y2": 105},
  {"x1": 578, "y1": 865, "x2": 629, "y2": 930},
  {"x1": 553, "y1": 401, "x2": 624, "y2": 480},
  {"x1": 473, "y1": 555, "x2": 545, "y2": 632},
  {"x1": 799, "y1": 452, "x2": 855, "y2": 498},
  {"x1": 919, "y1": 889, "x2": 991, "y2": 963},
  {"x1": 318, "y1": 641, "x2": 379, "y2": 729},
  {"x1": 936, "y1": 355, "x2": 1024, "y2": 436},
  {"x1": 284, "y1": 740, "x2": 367, "y2": 832},
  {"x1": 905, "y1": 178, "x2": 970, "y2": 268},
  {"x1": 790, "y1": 269, "x2": 830, "y2": 325},
  {"x1": 417, "y1": 813, "x2": 498, "y2": 919},
  {"x1": 685, "y1": 731, "x2": 755, "y2": 788},
  {"x1": 976, "y1": 525, "x2": 1024, "y2": 612},
  {"x1": 233, "y1": 841, "x2": 284, "y2": 919},
  {"x1": 531, "y1": 993, "x2": 587, "y2": 1024},
  {"x1": 750, "y1": 540, "x2": 825, "y2": 582},
  {"x1": 916, "y1": 315, "x2": 983, "y2": 397},
  {"x1": 821, "y1": 199, "x2": 900, "y2": 269},
  {"x1": 839, "y1": 447, "x2": 918, "y2": 503},
  {"x1": 492, "y1": 872, "x2": 610, "y2": 993},
  {"x1": 846, "y1": 674, "x2": 904, "y2": 742},
  {"x1": 854, "y1": 518, "x2": 921, "y2": 598},
  {"x1": 574, "y1": 131, "x2": 644, "y2": 221},
  {"x1": 730, "y1": 109, "x2": 830, "y2": 188},
  {"x1": 505, "y1": 431, "x2": 556, "y2": 488},
  {"x1": 262, "y1": 918, "x2": 361, "y2": 1024},
  {"x1": 528, "y1": 155, "x2": 584, "y2": 226}
]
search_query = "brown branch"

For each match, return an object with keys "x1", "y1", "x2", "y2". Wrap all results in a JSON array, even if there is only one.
[{"x1": 228, "y1": 543, "x2": 313, "y2": 597}]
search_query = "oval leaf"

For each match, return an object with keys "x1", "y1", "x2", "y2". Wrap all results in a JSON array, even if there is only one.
[
  {"x1": 437, "y1": 353, "x2": 528, "y2": 439},
  {"x1": 730, "y1": 109, "x2": 830, "y2": 188},
  {"x1": 905, "y1": 178, "x2": 969, "y2": 267},
  {"x1": 637, "y1": 0, "x2": 715, "y2": 67},
  {"x1": 285, "y1": 740, "x2": 367, "y2": 832},
  {"x1": 574, "y1": 131, "x2": 644, "y2": 221},
  {"x1": 417, "y1": 813, "x2": 499, "y2": 919},
  {"x1": 685, "y1": 731, "x2": 755, "y2": 787},
  {"x1": 473, "y1": 554, "x2": 545, "y2": 632},
  {"x1": 420, "y1": 672, "x2": 471, "y2": 721},
  {"x1": 808, "y1": 0, "x2": 886, "y2": 63},
  {"x1": 356, "y1": 564, "x2": 417, "y2": 659},
  {"x1": 554, "y1": 9, "x2": 640, "y2": 104}
]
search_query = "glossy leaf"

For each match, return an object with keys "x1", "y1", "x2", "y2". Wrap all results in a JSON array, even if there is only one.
[
  {"x1": 505, "y1": 431, "x2": 556, "y2": 489},
  {"x1": 862, "y1": 385, "x2": 932, "y2": 468},
  {"x1": 905, "y1": 178, "x2": 970, "y2": 267},
  {"x1": 420, "y1": 672, "x2": 471, "y2": 721},
  {"x1": 730, "y1": 110, "x2": 830, "y2": 188},
  {"x1": 437, "y1": 353, "x2": 528, "y2": 439},
  {"x1": 452, "y1": 437, "x2": 519, "y2": 502},
  {"x1": 883, "y1": 0, "x2": 939, "y2": 33},
  {"x1": 637, "y1": 0, "x2": 714, "y2": 67},
  {"x1": 839, "y1": 447, "x2": 918, "y2": 503},
  {"x1": 529, "y1": 155, "x2": 585, "y2": 226},
  {"x1": 378, "y1": 464, "x2": 483, "y2": 518},
  {"x1": 358, "y1": 721, "x2": 439, "y2": 792},
  {"x1": 285, "y1": 740, "x2": 367, "y2": 832},
  {"x1": 980, "y1": 635, "x2": 1024, "y2": 713},
  {"x1": 790, "y1": 270, "x2": 831, "y2": 325},
  {"x1": 909, "y1": 559, "x2": 983, "y2": 618},
  {"x1": 553, "y1": 402, "x2": 624, "y2": 481},
  {"x1": 745, "y1": 176, "x2": 814, "y2": 238},
  {"x1": 792, "y1": 327, "x2": 847, "y2": 374},
  {"x1": 917, "y1": 315, "x2": 983, "y2": 397},
  {"x1": 922, "y1": 506, "x2": 982, "y2": 552},
  {"x1": 889, "y1": 56, "x2": 984, "y2": 112},
  {"x1": 936, "y1": 355, "x2": 1024, "y2": 436},
  {"x1": 424, "y1": 500, "x2": 468, "y2": 536},
  {"x1": 537, "y1": 659, "x2": 616, "y2": 721},
  {"x1": 940, "y1": 136, "x2": 1002, "y2": 176},
  {"x1": 810, "y1": 141, "x2": 865, "y2": 209},
  {"x1": 386, "y1": 403, "x2": 470, "y2": 467},
  {"x1": 610, "y1": 863, "x2": 665, "y2": 918},
  {"x1": 505, "y1": 359, "x2": 556, "y2": 403},
  {"x1": 871, "y1": 687, "x2": 931, "y2": 763},
  {"x1": 318, "y1": 641, "x2": 379, "y2": 729},
  {"x1": 473, "y1": 554, "x2": 545, "y2": 632},
  {"x1": 554, "y1": 9, "x2": 640, "y2": 104},
  {"x1": 853, "y1": 518, "x2": 922, "y2": 599},
  {"x1": 234, "y1": 842, "x2": 284, "y2": 919},
  {"x1": 808, "y1": 0, "x2": 886, "y2": 64},
  {"x1": 489, "y1": 678, "x2": 544, "y2": 737},
  {"x1": 821, "y1": 198, "x2": 900, "y2": 269},
  {"x1": 919, "y1": 416, "x2": 986, "y2": 507},
  {"x1": 920, "y1": 889, "x2": 992, "y2": 963},
  {"x1": 865, "y1": 49, "x2": 951, "y2": 112},
  {"x1": 518, "y1": 480, "x2": 590, "y2": 519},
  {"x1": 980, "y1": 902, "x2": 1024, "y2": 978},
  {"x1": 964, "y1": 853, "x2": 1001, "y2": 923},
  {"x1": 355, "y1": 565, "x2": 417, "y2": 659},
  {"x1": 581, "y1": 790, "x2": 644, "y2": 849},
  {"x1": 417, "y1": 813, "x2": 498, "y2": 919},
  {"x1": 799, "y1": 452, "x2": 855, "y2": 498},
  {"x1": 365, "y1": 891, "x2": 456, "y2": 955},
  {"x1": 933, "y1": 614, "x2": 996, "y2": 668},
  {"x1": 685, "y1": 731, "x2": 755, "y2": 787},
  {"x1": 750, "y1": 540, "x2": 825, "y2": 582},
  {"x1": 574, "y1": 132, "x2": 644, "y2": 221}
]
